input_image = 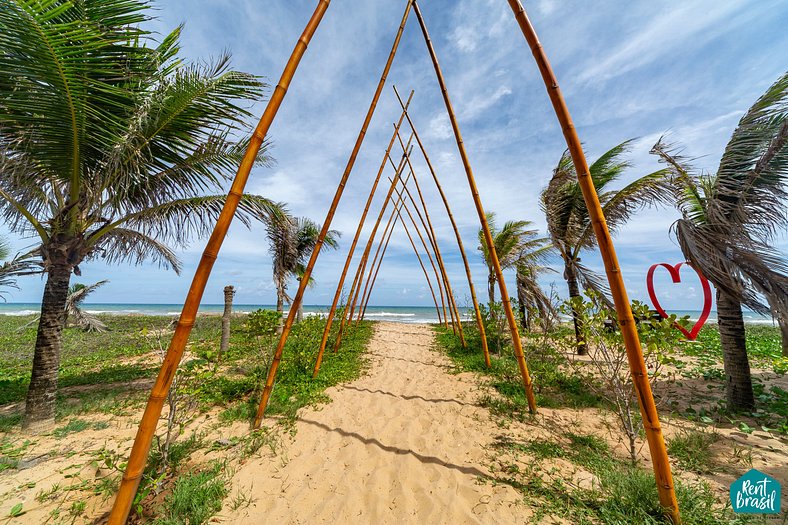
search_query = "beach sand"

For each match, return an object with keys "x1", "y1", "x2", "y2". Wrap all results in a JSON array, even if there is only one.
[{"x1": 222, "y1": 321, "x2": 533, "y2": 524}]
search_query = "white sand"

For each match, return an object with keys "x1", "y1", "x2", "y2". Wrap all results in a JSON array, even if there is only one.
[{"x1": 222, "y1": 322, "x2": 532, "y2": 524}]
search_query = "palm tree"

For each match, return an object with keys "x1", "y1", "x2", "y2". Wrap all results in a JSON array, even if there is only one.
[
  {"x1": 541, "y1": 140, "x2": 670, "y2": 354},
  {"x1": 650, "y1": 72, "x2": 788, "y2": 409},
  {"x1": 0, "y1": 1, "x2": 285, "y2": 430},
  {"x1": 515, "y1": 260, "x2": 557, "y2": 333},
  {"x1": 267, "y1": 216, "x2": 340, "y2": 330},
  {"x1": 65, "y1": 281, "x2": 109, "y2": 332},
  {"x1": 477, "y1": 212, "x2": 546, "y2": 306}
]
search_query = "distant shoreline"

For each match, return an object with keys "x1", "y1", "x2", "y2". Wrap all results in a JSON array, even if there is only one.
[{"x1": 0, "y1": 303, "x2": 778, "y2": 325}]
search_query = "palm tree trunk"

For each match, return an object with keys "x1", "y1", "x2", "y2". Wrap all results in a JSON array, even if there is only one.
[
  {"x1": 275, "y1": 284, "x2": 285, "y2": 336},
  {"x1": 487, "y1": 267, "x2": 495, "y2": 306},
  {"x1": 295, "y1": 277, "x2": 304, "y2": 323},
  {"x1": 220, "y1": 285, "x2": 234, "y2": 360},
  {"x1": 565, "y1": 263, "x2": 587, "y2": 355},
  {"x1": 24, "y1": 258, "x2": 71, "y2": 431},
  {"x1": 717, "y1": 289, "x2": 755, "y2": 411}
]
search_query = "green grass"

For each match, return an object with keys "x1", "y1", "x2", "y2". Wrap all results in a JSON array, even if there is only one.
[
  {"x1": 435, "y1": 325, "x2": 768, "y2": 524},
  {"x1": 434, "y1": 325, "x2": 604, "y2": 416},
  {"x1": 667, "y1": 429, "x2": 720, "y2": 474},
  {"x1": 153, "y1": 462, "x2": 229, "y2": 525}
]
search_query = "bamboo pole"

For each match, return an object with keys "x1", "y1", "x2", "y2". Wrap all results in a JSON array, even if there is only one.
[
  {"x1": 362, "y1": 175, "x2": 445, "y2": 322},
  {"x1": 252, "y1": 0, "x2": 414, "y2": 428},
  {"x1": 345, "y1": 140, "x2": 415, "y2": 327},
  {"x1": 338, "y1": 142, "x2": 416, "y2": 334},
  {"x1": 393, "y1": 86, "x2": 491, "y2": 367},
  {"x1": 394, "y1": 203, "x2": 443, "y2": 322},
  {"x1": 505, "y1": 1, "x2": 680, "y2": 521},
  {"x1": 412, "y1": 0, "x2": 536, "y2": 413},
  {"x1": 312, "y1": 92, "x2": 414, "y2": 378},
  {"x1": 359, "y1": 197, "x2": 401, "y2": 316},
  {"x1": 380, "y1": 161, "x2": 456, "y2": 333},
  {"x1": 394, "y1": 129, "x2": 465, "y2": 344},
  {"x1": 107, "y1": 2, "x2": 331, "y2": 523}
]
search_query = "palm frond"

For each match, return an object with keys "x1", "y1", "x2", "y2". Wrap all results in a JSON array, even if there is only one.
[
  {"x1": 94, "y1": 194, "x2": 286, "y2": 248},
  {"x1": 713, "y1": 70, "x2": 788, "y2": 239},
  {"x1": 87, "y1": 228, "x2": 182, "y2": 274}
]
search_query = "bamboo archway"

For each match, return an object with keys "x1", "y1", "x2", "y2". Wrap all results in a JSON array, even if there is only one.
[
  {"x1": 312, "y1": 91, "x2": 414, "y2": 377},
  {"x1": 110, "y1": 1, "x2": 680, "y2": 523},
  {"x1": 504, "y1": 1, "x2": 679, "y2": 520}
]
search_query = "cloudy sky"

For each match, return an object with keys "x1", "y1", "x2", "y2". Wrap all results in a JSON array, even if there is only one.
[{"x1": 5, "y1": 0, "x2": 787, "y2": 311}]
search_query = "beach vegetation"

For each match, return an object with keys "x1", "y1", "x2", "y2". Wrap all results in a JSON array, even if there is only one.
[
  {"x1": 650, "y1": 70, "x2": 788, "y2": 410},
  {"x1": 540, "y1": 140, "x2": 671, "y2": 354},
  {"x1": 0, "y1": 0, "x2": 286, "y2": 430},
  {"x1": 267, "y1": 216, "x2": 340, "y2": 330}
]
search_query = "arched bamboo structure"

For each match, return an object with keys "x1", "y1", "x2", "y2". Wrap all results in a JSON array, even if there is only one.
[
  {"x1": 113, "y1": 1, "x2": 680, "y2": 521},
  {"x1": 505, "y1": 0, "x2": 680, "y2": 521},
  {"x1": 411, "y1": 1, "x2": 537, "y2": 414},
  {"x1": 379, "y1": 162, "x2": 458, "y2": 333},
  {"x1": 393, "y1": 85, "x2": 491, "y2": 367},
  {"x1": 313, "y1": 92, "x2": 414, "y2": 377},
  {"x1": 394, "y1": 204, "x2": 444, "y2": 323},
  {"x1": 393, "y1": 130, "x2": 465, "y2": 345},
  {"x1": 107, "y1": 1, "x2": 332, "y2": 522},
  {"x1": 345, "y1": 143, "x2": 417, "y2": 328},
  {"x1": 332, "y1": 141, "x2": 424, "y2": 356},
  {"x1": 362, "y1": 175, "x2": 449, "y2": 325}
]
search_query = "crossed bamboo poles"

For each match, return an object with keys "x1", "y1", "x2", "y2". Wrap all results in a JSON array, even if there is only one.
[{"x1": 111, "y1": 0, "x2": 680, "y2": 522}]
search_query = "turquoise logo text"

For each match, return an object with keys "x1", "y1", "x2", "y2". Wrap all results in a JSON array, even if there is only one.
[{"x1": 730, "y1": 469, "x2": 781, "y2": 514}]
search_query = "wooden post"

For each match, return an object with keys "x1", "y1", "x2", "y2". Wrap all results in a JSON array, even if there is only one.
[
  {"x1": 505, "y1": 1, "x2": 680, "y2": 521},
  {"x1": 312, "y1": 92, "x2": 414, "y2": 378},
  {"x1": 412, "y1": 0, "x2": 536, "y2": 413},
  {"x1": 393, "y1": 85, "x2": 491, "y2": 367},
  {"x1": 252, "y1": 0, "x2": 414, "y2": 428},
  {"x1": 220, "y1": 285, "x2": 235, "y2": 360},
  {"x1": 394, "y1": 129, "x2": 465, "y2": 344},
  {"x1": 108, "y1": 1, "x2": 332, "y2": 522}
]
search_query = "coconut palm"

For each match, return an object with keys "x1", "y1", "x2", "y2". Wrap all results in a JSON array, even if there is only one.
[
  {"x1": 515, "y1": 260, "x2": 557, "y2": 333},
  {"x1": 477, "y1": 212, "x2": 547, "y2": 306},
  {"x1": 0, "y1": 0, "x2": 285, "y2": 429},
  {"x1": 650, "y1": 72, "x2": 788, "y2": 409},
  {"x1": 267, "y1": 216, "x2": 340, "y2": 329},
  {"x1": 541, "y1": 140, "x2": 670, "y2": 354},
  {"x1": 64, "y1": 280, "x2": 109, "y2": 332}
]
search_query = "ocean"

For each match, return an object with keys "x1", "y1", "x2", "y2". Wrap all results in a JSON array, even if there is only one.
[{"x1": 0, "y1": 303, "x2": 778, "y2": 325}]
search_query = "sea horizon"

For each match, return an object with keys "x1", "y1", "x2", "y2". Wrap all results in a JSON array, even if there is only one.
[{"x1": 0, "y1": 302, "x2": 778, "y2": 325}]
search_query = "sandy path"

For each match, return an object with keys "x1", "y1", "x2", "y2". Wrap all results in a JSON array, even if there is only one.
[{"x1": 224, "y1": 322, "x2": 532, "y2": 524}]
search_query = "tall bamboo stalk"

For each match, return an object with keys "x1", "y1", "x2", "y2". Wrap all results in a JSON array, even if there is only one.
[
  {"x1": 346, "y1": 140, "x2": 414, "y2": 326},
  {"x1": 505, "y1": 1, "x2": 679, "y2": 521},
  {"x1": 394, "y1": 129, "x2": 465, "y2": 344},
  {"x1": 393, "y1": 86, "x2": 491, "y2": 367},
  {"x1": 382, "y1": 162, "x2": 456, "y2": 333},
  {"x1": 312, "y1": 92, "x2": 414, "y2": 378},
  {"x1": 412, "y1": 0, "x2": 536, "y2": 413},
  {"x1": 107, "y1": 2, "x2": 331, "y2": 522},
  {"x1": 362, "y1": 175, "x2": 446, "y2": 322},
  {"x1": 252, "y1": 0, "x2": 414, "y2": 428},
  {"x1": 333, "y1": 142, "x2": 419, "y2": 353},
  {"x1": 394, "y1": 202, "x2": 443, "y2": 322}
]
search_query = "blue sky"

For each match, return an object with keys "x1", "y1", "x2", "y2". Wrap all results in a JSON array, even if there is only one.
[{"x1": 4, "y1": 0, "x2": 787, "y2": 311}]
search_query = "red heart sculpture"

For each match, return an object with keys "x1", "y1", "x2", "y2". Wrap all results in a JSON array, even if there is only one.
[{"x1": 646, "y1": 262, "x2": 712, "y2": 340}]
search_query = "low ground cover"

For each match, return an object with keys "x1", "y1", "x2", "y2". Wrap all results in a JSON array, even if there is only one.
[{"x1": 0, "y1": 312, "x2": 372, "y2": 523}]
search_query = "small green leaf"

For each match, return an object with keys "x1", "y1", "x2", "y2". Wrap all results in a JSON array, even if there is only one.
[{"x1": 9, "y1": 503, "x2": 24, "y2": 517}]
